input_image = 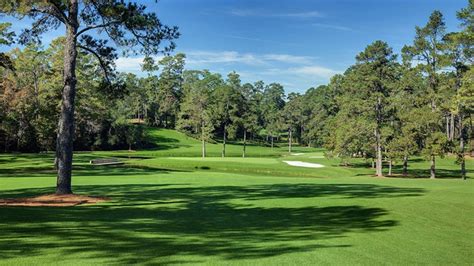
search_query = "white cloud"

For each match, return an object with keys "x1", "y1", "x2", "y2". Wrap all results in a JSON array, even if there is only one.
[
  {"x1": 116, "y1": 57, "x2": 145, "y2": 72},
  {"x1": 185, "y1": 51, "x2": 265, "y2": 66},
  {"x1": 116, "y1": 56, "x2": 164, "y2": 72},
  {"x1": 184, "y1": 50, "x2": 316, "y2": 66},
  {"x1": 312, "y1": 23, "x2": 353, "y2": 32},
  {"x1": 288, "y1": 66, "x2": 340, "y2": 78},
  {"x1": 262, "y1": 54, "x2": 314, "y2": 64},
  {"x1": 114, "y1": 50, "x2": 340, "y2": 92},
  {"x1": 222, "y1": 34, "x2": 303, "y2": 47},
  {"x1": 116, "y1": 51, "x2": 319, "y2": 71},
  {"x1": 230, "y1": 9, "x2": 324, "y2": 18},
  {"x1": 283, "y1": 11, "x2": 324, "y2": 18}
]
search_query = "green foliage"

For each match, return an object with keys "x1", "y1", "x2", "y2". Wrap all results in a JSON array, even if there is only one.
[
  {"x1": 457, "y1": 68, "x2": 474, "y2": 112},
  {"x1": 422, "y1": 132, "x2": 451, "y2": 159},
  {"x1": 0, "y1": 22, "x2": 15, "y2": 70},
  {"x1": 177, "y1": 70, "x2": 220, "y2": 141}
]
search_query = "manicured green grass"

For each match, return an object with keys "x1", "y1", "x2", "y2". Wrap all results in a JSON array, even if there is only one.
[{"x1": 0, "y1": 128, "x2": 473, "y2": 265}]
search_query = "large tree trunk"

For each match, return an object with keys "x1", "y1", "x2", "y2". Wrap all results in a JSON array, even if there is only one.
[
  {"x1": 430, "y1": 155, "x2": 436, "y2": 179},
  {"x1": 242, "y1": 130, "x2": 246, "y2": 158},
  {"x1": 288, "y1": 129, "x2": 292, "y2": 153},
  {"x1": 222, "y1": 124, "x2": 226, "y2": 157},
  {"x1": 56, "y1": 1, "x2": 78, "y2": 195},
  {"x1": 402, "y1": 155, "x2": 408, "y2": 176}
]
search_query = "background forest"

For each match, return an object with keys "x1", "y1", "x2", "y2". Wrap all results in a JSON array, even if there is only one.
[{"x1": 1, "y1": 4, "x2": 473, "y2": 179}]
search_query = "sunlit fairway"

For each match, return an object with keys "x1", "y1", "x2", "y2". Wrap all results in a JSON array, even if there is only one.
[{"x1": 0, "y1": 128, "x2": 473, "y2": 265}]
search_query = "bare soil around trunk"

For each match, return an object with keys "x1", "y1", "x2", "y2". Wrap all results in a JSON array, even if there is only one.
[{"x1": 0, "y1": 194, "x2": 108, "y2": 207}]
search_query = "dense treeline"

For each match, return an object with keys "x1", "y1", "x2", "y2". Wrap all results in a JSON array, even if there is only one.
[
  {"x1": 308, "y1": 6, "x2": 473, "y2": 179},
  {"x1": 1, "y1": 2, "x2": 473, "y2": 179}
]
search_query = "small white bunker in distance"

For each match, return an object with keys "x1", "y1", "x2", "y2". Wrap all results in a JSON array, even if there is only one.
[{"x1": 283, "y1": 161, "x2": 324, "y2": 168}]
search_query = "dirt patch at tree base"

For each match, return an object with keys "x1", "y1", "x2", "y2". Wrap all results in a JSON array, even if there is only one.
[{"x1": 0, "y1": 194, "x2": 109, "y2": 207}]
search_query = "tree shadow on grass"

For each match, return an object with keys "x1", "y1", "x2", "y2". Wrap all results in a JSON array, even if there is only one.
[
  {"x1": 389, "y1": 166, "x2": 468, "y2": 179},
  {"x1": 0, "y1": 183, "x2": 424, "y2": 264},
  {"x1": 348, "y1": 160, "x2": 469, "y2": 179},
  {"x1": 0, "y1": 164, "x2": 189, "y2": 178},
  {"x1": 352, "y1": 165, "x2": 469, "y2": 179},
  {"x1": 140, "y1": 132, "x2": 195, "y2": 152}
]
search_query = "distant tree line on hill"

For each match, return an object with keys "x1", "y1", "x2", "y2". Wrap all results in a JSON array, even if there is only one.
[{"x1": 0, "y1": 2, "x2": 472, "y2": 179}]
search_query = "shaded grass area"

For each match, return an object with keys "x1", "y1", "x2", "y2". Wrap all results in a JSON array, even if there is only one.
[
  {"x1": 0, "y1": 168, "x2": 472, "y2": 265},
  {"x1": 0, "y1": 176, "x2": 418, "y2": 264}
]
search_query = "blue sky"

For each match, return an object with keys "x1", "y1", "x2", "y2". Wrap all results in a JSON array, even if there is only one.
[{"x1": 1, "y1": 0, "x2": 468, "y2": 93}]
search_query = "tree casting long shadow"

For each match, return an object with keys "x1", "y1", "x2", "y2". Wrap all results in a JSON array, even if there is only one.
[{"x1": 0, "y1": 183, "x2": 424, "y2": 264}]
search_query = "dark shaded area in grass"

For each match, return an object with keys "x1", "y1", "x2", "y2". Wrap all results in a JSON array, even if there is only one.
[
  {"x1": 0, "y1": 164, "x2": 189, "y2": 178},
  {"x1": 0, "y1": 183, "x2": 424, "y2": 264},
  {"x1": 144, "y1": 132, "x2": 193, "y2": 151},
  {"x1": 348, "y1": 160, "x2": 468, "y2": 179}
]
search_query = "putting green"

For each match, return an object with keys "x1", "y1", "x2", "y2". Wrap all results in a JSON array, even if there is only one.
[{"x1": 167, "y1": 157, "x2": 280, "y2": 164}]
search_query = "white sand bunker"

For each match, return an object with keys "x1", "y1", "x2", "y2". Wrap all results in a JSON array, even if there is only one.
[
  {"x1": 291, "y1": 153, "x2": 305, "y2": 156},
  {"x1": 283, "y1": 161, "x2": 324, "y2": 168}
]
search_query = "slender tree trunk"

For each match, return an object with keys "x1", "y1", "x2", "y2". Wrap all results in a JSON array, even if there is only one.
[
  {"x1": 446, "y1": 116, "x2": 450, "y2": 140},
  {"x1": 388, "y1": 159, "x2": 392, "y2": 176},
  {"x1": 56, "y1": 1, "x2": 78, "y2": 195},
  {"x1": 288, "y1": 129, "x2": 292, "y2": 153},
  {"x1": 460, "y1": 115, "x2": 466, "y2": 180},
  {"x1": 201, "y1": 123, "x2": 206, "y2": 158},
  {"x1": 271, "y1": 136, "x2": 274, "y2": 149},
  {"x1": 375, "y1": 97, "x2": 383, "y2": 177},
  {"x1": 242, "y1": 130, "x2": 246, "y2": 158},
  {"x1": 222, "y1": 124, "x2": 226, "y2": 157},
  {"x1": 430, "y1": 78, "x2": 437, "y2": 112},
  {"x1": 445, "y1": 116, "x2": 450, "y2": 139},
  {"x1": 144, "y1": 102, "x2": 147, "y2": 122},
  {"x1": 403, "y1": 155, "x2": 408, "y2": 176},
  {"x1": 461, "y1": 134, "x2": 466, "y2": 180},
  {"x1": 371, "y1": 158, "x2": 375, "y2": 169},
  {"x1": 450, "y1": 113, "x2": 455, "y2": 141},
  {"x1": 375, "y1": 128, "x2": 383, "y2": 177},
  {"x1": 430, "y1": 155, "x2": 436, "y2": 179}
]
